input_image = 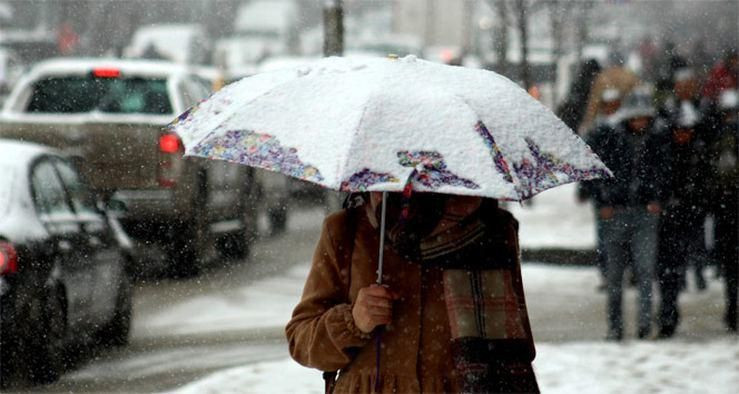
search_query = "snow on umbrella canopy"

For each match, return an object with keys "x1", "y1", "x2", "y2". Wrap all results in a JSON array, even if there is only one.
[{"x1": 170, "y1": 55, "x2": 611, "y2": 200}]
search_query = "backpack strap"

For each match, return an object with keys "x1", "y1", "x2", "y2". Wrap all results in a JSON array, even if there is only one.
[{"x1": 323, "y1": 207, "x2": 360, "y2": 394}]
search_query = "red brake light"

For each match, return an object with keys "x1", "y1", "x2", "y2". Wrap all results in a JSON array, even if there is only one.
[
  {"x1": 159, "y1": 133, "x2": 182, "y2": 154},
  {"x1": 0, "y1": 241, "x2": 18, "y2": 275},
  {"x1": 92, "y1": 67, "x2": 121, "y2": 78}
]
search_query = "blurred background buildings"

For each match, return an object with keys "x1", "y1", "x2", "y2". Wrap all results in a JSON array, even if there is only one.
[{"x1": 0, "y1": 0, "x2": 737, "y2": 106}]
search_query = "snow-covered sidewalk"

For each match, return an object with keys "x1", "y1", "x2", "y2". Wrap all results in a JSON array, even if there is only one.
[
  {"x1": 151, "y1": 261, "x2": 736, "y2": 394},
  {"x1": 169, "y1": 338, "x2": 738, "y2": 394}
]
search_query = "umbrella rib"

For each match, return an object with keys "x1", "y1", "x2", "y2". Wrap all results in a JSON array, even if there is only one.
[
  {"x1": 453, "y1": 94, "x2": 523, "y2": 200},
  {"x1": 338, "y1": 86, "x2": 377, "y2": 189},
  {"x1": 198, "y1": 75, "x2": 306, "y2": 147}
]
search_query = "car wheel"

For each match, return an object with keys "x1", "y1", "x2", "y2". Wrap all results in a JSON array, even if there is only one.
[
  {"x1": 27, "y1": 287, "x2": 66, "y2": 385},
  {"x1": 268, "y1": 204, "x2": 288, "y2": 236},
  {"x1": 168, "y1": 219, "x2": 205, "y2": 278},
  {"x1": 0, "y1": 306, "x2": 20, "y2": 388},
  {"x1": 219, "y1": 194, "x2": 259, "y2": 260},
  {"x1": 98, "y1": 271, "x2": 132, "y2": 347}
]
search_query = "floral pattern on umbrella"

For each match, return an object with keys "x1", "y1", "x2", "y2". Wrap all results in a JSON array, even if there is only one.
[
  {"x1": 340, "y1": 169, "x2": 400, "y2": 192},
  {"x1": 398, "y1": 150, "x2": 480, "y2": 190},
  {"x1": 192, "y1": 129, "x2": 324, "y2": 183},
  {"x1": 474, "y1": 121, "x2": 515, "y2": 183},
  {"x1": 513, "y1": 137, "x2": 611, "y2": 199}
]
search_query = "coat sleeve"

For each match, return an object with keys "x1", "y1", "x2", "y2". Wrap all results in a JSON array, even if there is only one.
[
  {"x1": 584, "y1": 127, "x2": 612, "y2": 207},
  {"x1": 285, "y1": 216, "x2": 371, "y2": 372}
]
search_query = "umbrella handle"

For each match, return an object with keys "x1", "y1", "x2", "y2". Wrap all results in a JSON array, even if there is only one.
[
  {"x1": 373, "y1": 192, "x2": 388, "y2": 392},
  {"x1": 376, "y1": 191, "x2": 387, "y2": 285}
]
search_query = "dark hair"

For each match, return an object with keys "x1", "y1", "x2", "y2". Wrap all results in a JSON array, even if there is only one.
[
  {"x1": 381, "y1": 194, "x2": 499, "y2": 260},
  {"x1": 380, "y1": 192, "x2": 447, "y2": 259}
]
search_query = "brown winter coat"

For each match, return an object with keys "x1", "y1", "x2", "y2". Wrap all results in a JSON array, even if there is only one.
[{"x1": 285, "y1": 208, "x2": 536, "y2": 393}]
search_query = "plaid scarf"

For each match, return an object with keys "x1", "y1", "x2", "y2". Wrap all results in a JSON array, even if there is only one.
[{"x1": 419, "y1": 209, "x2": 539, "y2": 394}]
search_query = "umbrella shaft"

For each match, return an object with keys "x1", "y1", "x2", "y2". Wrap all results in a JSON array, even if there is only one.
[{"x1": 377, "y1": 191, "x2": 387, "y2": 285}]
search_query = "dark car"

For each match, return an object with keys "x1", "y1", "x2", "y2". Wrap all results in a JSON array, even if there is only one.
[{"x1": 0, "y1": 140, "x2": 133, "y2": 387}]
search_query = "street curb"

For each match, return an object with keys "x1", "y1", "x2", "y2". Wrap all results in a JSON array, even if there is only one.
[{"x1": 522, "y1": 248, "x2": 596, "y2": 266}]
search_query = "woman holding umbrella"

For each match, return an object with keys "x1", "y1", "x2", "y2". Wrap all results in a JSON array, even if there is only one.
[
  {"x1": 289, "y1": 190, "x2": 542, "y2": 393},
  {"x1": 168, "y1": 55, "x2": 611, "y2": 394},
  {"x1": 286, "y1": 191, "x2": 538, "y2": 393}
]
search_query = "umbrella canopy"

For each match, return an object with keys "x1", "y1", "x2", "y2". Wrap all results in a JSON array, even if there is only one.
[{"x1": 170, "y1": 55, "x2": 610, "y2": 201}]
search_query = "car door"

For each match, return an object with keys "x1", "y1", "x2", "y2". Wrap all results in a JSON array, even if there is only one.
[
  {"x1": 52, "y1": 158, "x2": 122, "y2": 327},
  {"x1": 29, "y1": 157, "x2": 91, "y2": 330}
]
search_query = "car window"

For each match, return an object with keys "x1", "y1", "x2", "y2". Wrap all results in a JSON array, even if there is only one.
[
  {"x1": 53, "y1": 159, "x2": 99, "y2": 217},
  {"x1": 180, "y1": 77, "x2": 211, "y2": 108},
  {"x1": 26, "y1": 75, "x2": 172, "y2": 114},
  {"x1": 30, "y1": 160, "x2": 75, "y2": 217}
]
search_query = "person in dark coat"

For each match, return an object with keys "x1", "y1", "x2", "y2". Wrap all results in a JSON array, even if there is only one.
[
  {"x1": 586, "y1": 87, "x2": 671, "y2": 340},
  {"x1": 708, "y1": 89, "x2": 738, "y2": 332},
  {"x1": 658, "y1": 67, "x2": 712, "y2": 292},
  {"x1": 578, "y1": 88, "x2": 623, "y2": 290},
  {"x1": 656, "y1": 78, "x2": 714, "y2": 338}
]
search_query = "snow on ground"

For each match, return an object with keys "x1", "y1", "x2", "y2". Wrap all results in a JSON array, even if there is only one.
[
  {"x1": 133, "y1": 263, "x2": 310, "y2": 338},
  {"x1": 169, "y1": 338, "x2": 738, "y2": 394},
  {"x1": 506, "y1": 182, "x2": 596, "y2": 250},
  {"x1": 155, "y1": 262, "x2": 737, "y2": 394}
]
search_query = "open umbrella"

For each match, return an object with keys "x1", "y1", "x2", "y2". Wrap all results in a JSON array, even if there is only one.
[
  {"x1": 170, "y1": 55, "x2": 611, "y2": 391},
  {"x1": 170, "y1": 55, "x2": 610, "y2": 278}
]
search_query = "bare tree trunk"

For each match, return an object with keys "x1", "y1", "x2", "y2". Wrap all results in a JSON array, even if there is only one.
[
  {"x1": 323, "y1": 0, "x2": 344, "y2": 56},
  {"x1": 487, "y1": 0, "x2": 510, "y2": 77},
  {"x1": 575, "y1": 1, "x2": 594, "y2": 62},
  {"x1": 514, "y1": 0, "x2": 532, "y2": 90},
  {"x1": 546, "y1": 0, "x2": 573, "y2": 105}
]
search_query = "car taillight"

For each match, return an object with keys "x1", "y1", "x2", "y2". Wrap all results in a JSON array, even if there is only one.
[
  {"x1": 159, "y1": 133, "x2": 182, "y2": 154},
  {"x1": 0, "y1": 241, "x2": 18, "y2": 275},
  {"x1": 158, "y1": 133, "x2": 184, "y2": 188},
  {"x1": 92, "y1": 67, "x2": 121, "y2": 78}
]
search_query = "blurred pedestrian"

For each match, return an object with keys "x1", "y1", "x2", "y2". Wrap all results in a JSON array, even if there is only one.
[
  {"x1": 654, "y1": 41, "x2": 688, "y2": 106},
  {"x1": 656, "y1": 72, "x2": 714, "y2": 338},
  {"x1": 557, "y1": 59, "x2": 602, "y2": 131},
  {"x1": 579, "y1": 88, "x2": 623, "y2": 290},
  {"x1": 286, "y1": 193, "x2": 539, "y2": 393},
  {"x1": 702, "y1": 48, "x2": 738, "y2": 103},
  {"x1": 658, "y1": 68, "x2": 712, "y2": 293},
  {"x1": 580, "y1": 51, "x2": 640, "y2": 134},
  {"x1": 585, "y1": 87, "x2": 671, "y2": 340},
  {"x1": 708, "y1": 89, "x2": 738, "y2": 332}
]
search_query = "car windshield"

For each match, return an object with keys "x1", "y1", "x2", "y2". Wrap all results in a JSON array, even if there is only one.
[{"x1": 26, "y1": 75, "x2": 172, "y2": 114}]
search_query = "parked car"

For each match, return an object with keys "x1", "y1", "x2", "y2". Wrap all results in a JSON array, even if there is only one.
[
  {"x1": 0, "y1": 58, "x2": 259, "y2": 276},
  {"x1": 0, "y1": 140, "x2": 133, "y2": 386}
]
